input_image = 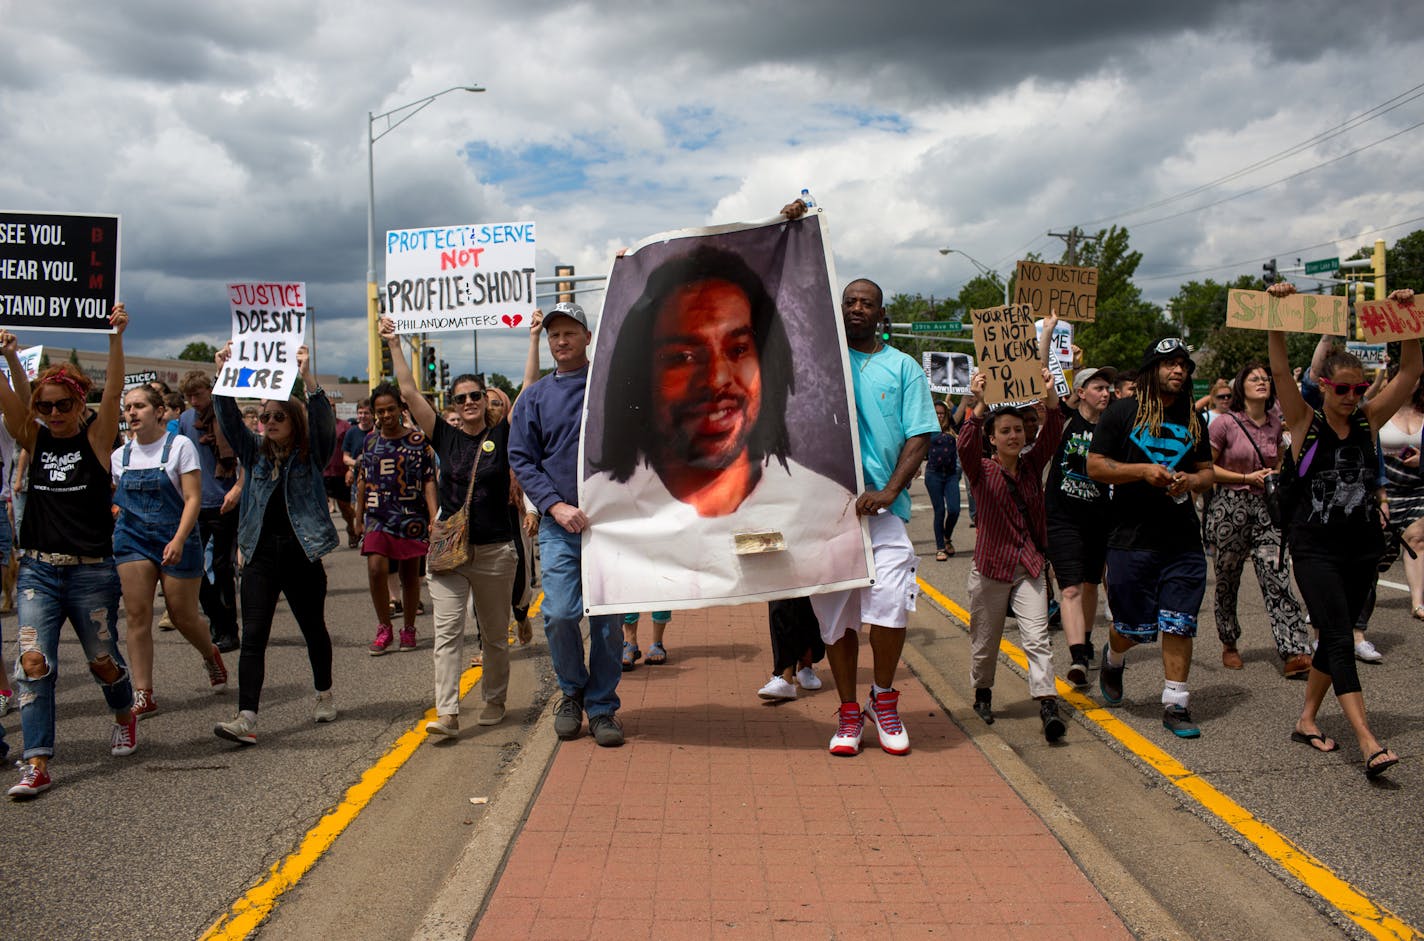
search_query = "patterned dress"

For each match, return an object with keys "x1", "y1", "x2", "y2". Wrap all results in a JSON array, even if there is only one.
[{"x1": 358, "y1": 429, "x2": 436, "y2": 558}]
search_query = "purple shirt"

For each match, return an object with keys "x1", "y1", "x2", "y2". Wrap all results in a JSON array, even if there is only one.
[{"x1": 358, "y1": 429, "x2": 436, "y2": 539}]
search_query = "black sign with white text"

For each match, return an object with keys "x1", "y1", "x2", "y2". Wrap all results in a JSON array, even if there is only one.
[{"x1": 0, "y1": 211, "x2": 120, "y2": 333}]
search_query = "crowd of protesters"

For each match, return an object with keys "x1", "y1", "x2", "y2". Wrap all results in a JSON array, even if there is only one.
[{"x1": 1, "y1": 197, "x2": 1416, "y2": 799}]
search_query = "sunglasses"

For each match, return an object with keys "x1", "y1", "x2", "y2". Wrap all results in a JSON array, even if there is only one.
[
  {"x1": 1214, "y1": 394, "x2": 1232, "y2": 400},
  {"x1": 451, "y1": 391, "x2": 485, "y2": 405},
  {"x1": 1321, "y1": 380, "x2": 1370, "y2": 396},
  {"x1": 259, "y1": 411, "x2": 289, "y2": 424},
  {"x1": 35, "y1": 399, "x2": 77, "y2": 415}
]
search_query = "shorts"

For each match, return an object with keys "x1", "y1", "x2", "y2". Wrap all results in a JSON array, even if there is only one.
[
  {"x1": 1047, "y1": 512, "x2": 1109, "y2": 590},
  {"x1": 1104, "y1": 546, "x2": 1206, "y2": 642},
  {"x1": 113, "y1": 525, "x2": 204, "y2": 579},
  {"x1": 324, "y1": 476, "x2": 352, "y2": 503},
  {"x1": 361, "y1": 531, "x2": 429, "y2": 560},
  {"x1": 810, "y1": 512, "x2": 918, "y2": 645}
]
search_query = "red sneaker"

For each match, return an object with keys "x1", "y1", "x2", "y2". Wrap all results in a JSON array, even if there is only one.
[
  {"x1": 369, "y1": 623, "x2": 394, "y2": 656},
  {"x1": 206, "y1": 650, "x2": 228, "y2": 692},
  {"x1": 865, "y1": 689, "x2": 910, "y2": 755},
  {"x1": 111, "y1": 713, "x2": 138, "y2": 757},
  {"x1": 398, "y1": 626, "x2": 417, "y2": 651},
  {"x1": 7, "y1": 764, "x2": 52, "y2": 800},
  {"x1": 829, "y1": 701, "x2": 864, "y2": 756},
  {"x1": 131, "y1": 688, "x2": 157, "y2": 721}
]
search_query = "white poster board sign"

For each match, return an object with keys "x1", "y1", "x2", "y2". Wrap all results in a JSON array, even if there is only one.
[
  {"x1": 213, "y1": 282, "x2": 306, "y2": 400},
  {"x1": 0, "y1": 346, "x2": 43, "y2": 382},
  {"x1": 384, "y1": 222, "x2": 537, "y2": 335},
  {"x1": 922, "y1": 350, "x2": 974, "y2": 395}
]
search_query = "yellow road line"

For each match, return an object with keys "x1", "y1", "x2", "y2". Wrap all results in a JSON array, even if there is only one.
[
  {"x1": 201, "y1": 594, "x2": 544, "y2": 941},
  {"x1": 915, "y1": 577, "x2": 1420, "y2": 941}
]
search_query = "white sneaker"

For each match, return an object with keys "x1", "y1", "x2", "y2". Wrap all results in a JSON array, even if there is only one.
[
  {"x1": 314, "y1": 690, "x2": 337, "y2": 722},
  {"x1": 425, "y1": 714, "x2": 459, "y2": 737},
  {"x1": 758, "y1": 675, "x2": 797, "y2": 701},
  {"x1": 1354, "y1": 640, "x2": 1383, "y2": 663},
  {"x1": 795, "y1": 667, "x2": 822, "y2": 690},
  {"x1": 864, "y1": 689, "x2": 910, "y2": 755},
  {"x1": 215, "y1": 712, "x2": 257, "y2": 745}
]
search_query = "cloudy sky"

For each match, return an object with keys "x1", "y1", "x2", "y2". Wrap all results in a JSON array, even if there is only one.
[{"x1": 3, "y1": 0, "x2": 1422, "y2": 381}]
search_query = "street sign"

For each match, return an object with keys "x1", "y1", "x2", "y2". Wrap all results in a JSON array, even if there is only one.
[
  {"x1": 910, "y1": 320, "x2": 964, "y2": 333},
  {"x1": 1304, "y1": 257, "x2": 1339, "y2": 276}
]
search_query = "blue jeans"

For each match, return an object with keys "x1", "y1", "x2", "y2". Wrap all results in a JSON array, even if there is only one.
[
  {"x1": 924, "y1": 469, "x2": 961, "y2": 550},
  {"x1": 539, "y1": 517, "x2": 621, "y2": 717},
  {"x1": 14, "y1": 557, "x2": 129, "y2": 759}
]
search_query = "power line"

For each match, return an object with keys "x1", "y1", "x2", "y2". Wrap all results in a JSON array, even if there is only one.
[
  {"x1": 1136, "y1": 214, "x2": 1424, "y2": 283},
  {"x1": 1076, "y1": 80, "x2": 1424, "y2": 228}
]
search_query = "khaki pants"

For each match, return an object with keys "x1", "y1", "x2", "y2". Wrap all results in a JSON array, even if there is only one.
[
  {"x1": 429, "y1": 542, "x2": 517, "y2": 716},
  {"x1": 968, "y1": 564, "x2": 1055, "y2": 699}
]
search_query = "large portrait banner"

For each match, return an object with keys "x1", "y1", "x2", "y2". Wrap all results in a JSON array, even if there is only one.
[{"x1": 579, "y1": 211, "x2": 873, "y2": 614}]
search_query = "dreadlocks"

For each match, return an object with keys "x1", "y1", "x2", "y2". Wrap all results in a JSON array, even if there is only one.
[{"x1": 1133, "y1": 362, "x2": 1201, "y2": 445}]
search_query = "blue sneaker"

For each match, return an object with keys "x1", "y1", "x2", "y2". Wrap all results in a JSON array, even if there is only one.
[
  {"x1": 1099, "y1": 643, "x2": 1124, "y2": 705},
  {"x1": 1163, "y1": 705, "x2": 1201, "y2": 738}
]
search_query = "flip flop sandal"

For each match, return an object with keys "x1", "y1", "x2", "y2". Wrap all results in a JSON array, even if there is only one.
[
  {"x1": 469, "y1": 652, "x2": 483, "y2": 668},
  {"x1": 622, "y1": 642, "x2": 641, "y2": 671},
  {"x1": 935, "y1": 550, "x2": 948, "y2": 561},
  {"x1": 517, "y1": 620, "x2": 533, "y2": 645},
  {"x1": 1290, "y1": 730, "x2": 1339, "y2": 753},
  {"x1": 1413, "y1": 605, "x2": 1424, "y2": 621},
  {"x1": 1365, "y1": 748, "x2": 1399, "y2": 780},
  {"x1": 646, "y1": 642, "x2": 667, "y2": 665}
]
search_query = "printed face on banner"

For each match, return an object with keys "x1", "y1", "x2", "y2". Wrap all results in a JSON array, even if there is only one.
[
  {"x1": 0, "y1": 211, "x2": 119, "y2": 333},
  {"x1": 1015, "y1": 261, "x2": 1097, "y2": 323},
  {"x1": 1225, "y1": 289, "x2": 1348, "y2": 335},
  {"x1": 971, "y1": 303, "x2": 1044, "y2": 405},
  {"x1": 213, "y1": 282, "x2": 306, "y2": 400},
  {"x1": 384, "y1": 222, "x2": 537, "y2": 335},
  {"x1": 922, "y1": 351, "x2": 974, "y2": 395},
  {"x1": 579, "y1": 213, "x2": 872, "y2": 615}
]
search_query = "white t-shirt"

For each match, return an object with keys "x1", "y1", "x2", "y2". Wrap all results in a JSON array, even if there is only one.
[{"x1": 111, "y1": 433, "x2": 202, "y2": 494}]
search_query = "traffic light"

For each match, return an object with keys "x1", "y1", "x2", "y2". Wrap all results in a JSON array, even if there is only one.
[
  {"x1": 380, "y1": 339, "x2": 393, "y2": 379},
  {"x1": 1262, "y1": 259, "x2": 1278, "y2": 285},
  {"x1": 439, "y1": 360, "x2": 449, "y2": 389},
  {"x1": 880, "y1": 318, "x2": 891, "y2": 343},
  {"x1": 421, "y1": 344, "x2": 436, "y2": 387}
]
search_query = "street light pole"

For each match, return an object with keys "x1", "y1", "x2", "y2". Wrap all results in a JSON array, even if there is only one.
[
  {"x1": 939, "y1": 248, "x2": 1010, "y2": 306},
  {"x1": 366, "y1": 84, "x2": 484, "y2": 392}
]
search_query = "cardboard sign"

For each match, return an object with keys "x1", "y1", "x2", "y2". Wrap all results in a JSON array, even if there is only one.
[
  {"x1": 971, "y1": 303, "x2": 1043, "y2": 405},
  {"x1": 1014, "y1": 261, "x2": 1097, "y2": 322},
  {"x1": 214, "y1": 282, "x2": 307, "y2": 399},
  {"x1": 0, "y1": 211, "x2": 120, "y2": 333},
  {"x1": 384, "y1": 221, "x2": 537, "y2": 335},
  {"x1": 1356, "y1": 299, "x2": 1424, "y2": 342},
  {"x1": 1346, "y1": 342, "x2": 1387, "y2": 368},
  {"x1": 922, "y1": 351, "x2": 974, "y2": 395},
  {"x1": 0, "y1": 345, "x2": 43, "y2": 383},
  {"x1": 1225, "y1": 289, "x2": 1347, "y2": 335}
]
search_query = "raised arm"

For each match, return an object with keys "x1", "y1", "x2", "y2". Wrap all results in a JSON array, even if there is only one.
[
  {"x1": 88, "y1": 304, "x2": 127, "y2": 466},
  {"x1": 212, "y1": 341, "x2": 260, "y2": 468},
  {"x1": 378, "y1": 317, "x2": 436, "y2": 437},
  {"x1": 1364, "y1": 291, "x2": 1423, "y2": 433},
  {"x1": 298, "y1": 346, "x2": 336, "y2": 463},
  {"x1": 521, "y1": 308, "x2": 544, "y2": 394},
  {"x1": 0, "y1": 331, "x2": 35, "y2": 452}
]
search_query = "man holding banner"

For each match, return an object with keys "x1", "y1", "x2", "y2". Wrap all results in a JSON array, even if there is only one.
[{"x1": 1087, "y1": 338, "x2": 1214, "y2": 738}]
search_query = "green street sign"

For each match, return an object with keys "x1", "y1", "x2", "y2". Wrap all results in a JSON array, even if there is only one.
[
  {"x1": 1304, "y1": 257, "x2": 1339, "y2": 276},
  {"x1": 910, "y1": 320, "x2": 964, "y2": 333}
]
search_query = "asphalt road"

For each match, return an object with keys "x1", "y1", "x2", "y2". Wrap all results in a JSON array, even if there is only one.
[{"x1": 2, "y1": 484, "x2": 1420, "y2": 940}]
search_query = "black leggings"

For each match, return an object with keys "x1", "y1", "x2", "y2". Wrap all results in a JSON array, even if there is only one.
[
  {"x1": 1290, "y1": 539, "x2": 1377, "y2": 697},
  {"x1": 768, "y1": 597, "x2": 823, "y2": 675},
  {"x1": 238, "y1": 535, "x2": 333, "y2": 713}
]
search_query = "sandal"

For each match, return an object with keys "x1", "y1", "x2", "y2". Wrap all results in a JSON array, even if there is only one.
[
  {"x1": 1365, "y1": 748, "x2": 1399, "y2": 780},
  {"x1": 469, "y1": 651, "x2": 483, "y2": 668},
  {"x1": 935, "y1": 550, "x2": 948, "y2": 561},
  {"x1": 621, "y1": 642, "x2": 641, "y2": 671},
  {"x1": 517, "y1": 619, "x2": 533, "y2": 646},
  {"x1": 1413, "y1": 605, "x2": 1424, "y2": 621},
  {"x1": 646, "y1": 642, "x2": 667, "y2": 665},
  {"x1": 1290, "y1": 730, "x2": 1338, "y2": 753}
]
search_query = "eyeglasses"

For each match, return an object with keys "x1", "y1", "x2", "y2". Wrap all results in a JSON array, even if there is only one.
[
  {"x1": 35, "y1": 399, "x2": 77, "y2": 415},
  {"x1": 259, "y1": 411, "x2": 289, "y2": 424},
  {"x1": 451, "y1": 391, "x2": 485, "y2": 405},
  {"x1": 1321, "y1": 380, "x2": 1370, "y2": 396},
  {"x1": 1214, "y1": 394, "x2": 1232, "y2": 401}
]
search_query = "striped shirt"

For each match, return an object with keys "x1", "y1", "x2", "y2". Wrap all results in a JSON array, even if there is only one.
[{"x1": 957, "y1": 408, "x2": 1064, "y2": 582}]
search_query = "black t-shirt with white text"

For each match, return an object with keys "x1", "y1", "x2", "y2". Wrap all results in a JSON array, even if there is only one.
[
  {"x1": 1089, "y1": 394, "x2": 1212, "y2": 553},
  {"x1": 1046, "y1": 403, "x2": 1109, "y2": 521}
]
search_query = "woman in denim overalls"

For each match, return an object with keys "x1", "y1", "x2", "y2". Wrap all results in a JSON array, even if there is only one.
[{"x1": 112, "y1": 385, "x2": 229, "y2": 720}]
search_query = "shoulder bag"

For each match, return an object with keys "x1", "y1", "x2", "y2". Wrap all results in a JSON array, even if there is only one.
[
  {"x1": 427, "y1": 431, "x2": 488, "y2": 574},
  {"x1": 1228, "y1": 413, "x2": 1281, "y2": 527}
]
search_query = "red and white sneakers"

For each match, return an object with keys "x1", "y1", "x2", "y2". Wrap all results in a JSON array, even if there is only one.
[
  {"x1": 7, "y1": 764, "x2": 52, "y2": 800},
  {"x1": 829, "y1": 701, "x2": 865, "y2": 756},
  {"x1": 865, "y1": 689, "x2": 910, "y2": 755}
]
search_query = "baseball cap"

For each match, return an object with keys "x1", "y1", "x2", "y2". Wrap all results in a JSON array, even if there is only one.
[
  {"x1": 1074, "y1": 366, "x2": 1118, "y2": 391},
  {"x1": 544, "y1": 301, "x2": 589, "y2": 330}
]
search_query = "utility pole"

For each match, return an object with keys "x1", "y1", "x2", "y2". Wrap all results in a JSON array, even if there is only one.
[{"x1": 1047, "y1": 226, "x2": 1103, "y2": 265}]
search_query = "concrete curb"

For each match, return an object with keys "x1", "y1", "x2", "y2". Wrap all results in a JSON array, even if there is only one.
[
  {"x1": 901, "y1": 604, "x2": 1190, "y2": 941},
  {"x1": 412, "y1": 702, "x2": 561, "y2": 941}
]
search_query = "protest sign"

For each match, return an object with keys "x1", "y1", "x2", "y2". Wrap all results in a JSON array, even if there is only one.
[
  {"x1": 1346, "y1": 342, "x2": 1387, "y2": 369},
  {"x1": 1355, "y1": 299, "x2": 1424, "y2": 342},
  {"x1": 0, "y1": 345, "x2": 43, "y2": 383},
  {"x1": 384, "y1": 221, "x2": 537, "y2": 335},
  {"x1": 923, "y1": 351, "x2": 974, "y2": 395},
  {"x1": 579, "y1": 210, "x2": 873, "y2": 614},
  {"x1": 213, "y1": 282, "x2": 307, "y2": 399},
  {"x1": 1224, "y1": 289, "x2": 1347, "y2": 335},
  {"x1": 971, "y1": 303, "x2": 1043, "y2": 405},
  {"x1": 1015, "y1": 261, "x2": 1097, "y2": 322},
  {"x1": 0, "y1": 211, "x2": 119, "y2": 333},
  {"x1": 123, "y1": 370, "x2": 158, "y2": 389},
  {"x1": 1035, "y1": 318, "x2": 1074, "y2": 365}
]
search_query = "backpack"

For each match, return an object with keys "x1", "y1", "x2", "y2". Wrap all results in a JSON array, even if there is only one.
[{"x1": 1275, "y1": 407, "x2": 1373, "y2": 559}]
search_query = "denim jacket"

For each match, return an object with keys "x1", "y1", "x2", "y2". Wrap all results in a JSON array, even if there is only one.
[{"x1": 214, "y1": 391, "x2": 339, "y2": 563}]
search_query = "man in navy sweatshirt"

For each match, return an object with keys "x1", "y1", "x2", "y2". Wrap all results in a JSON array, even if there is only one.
[{"x1": 509, "y1": 301, "x2": 625, "y2": 747}]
